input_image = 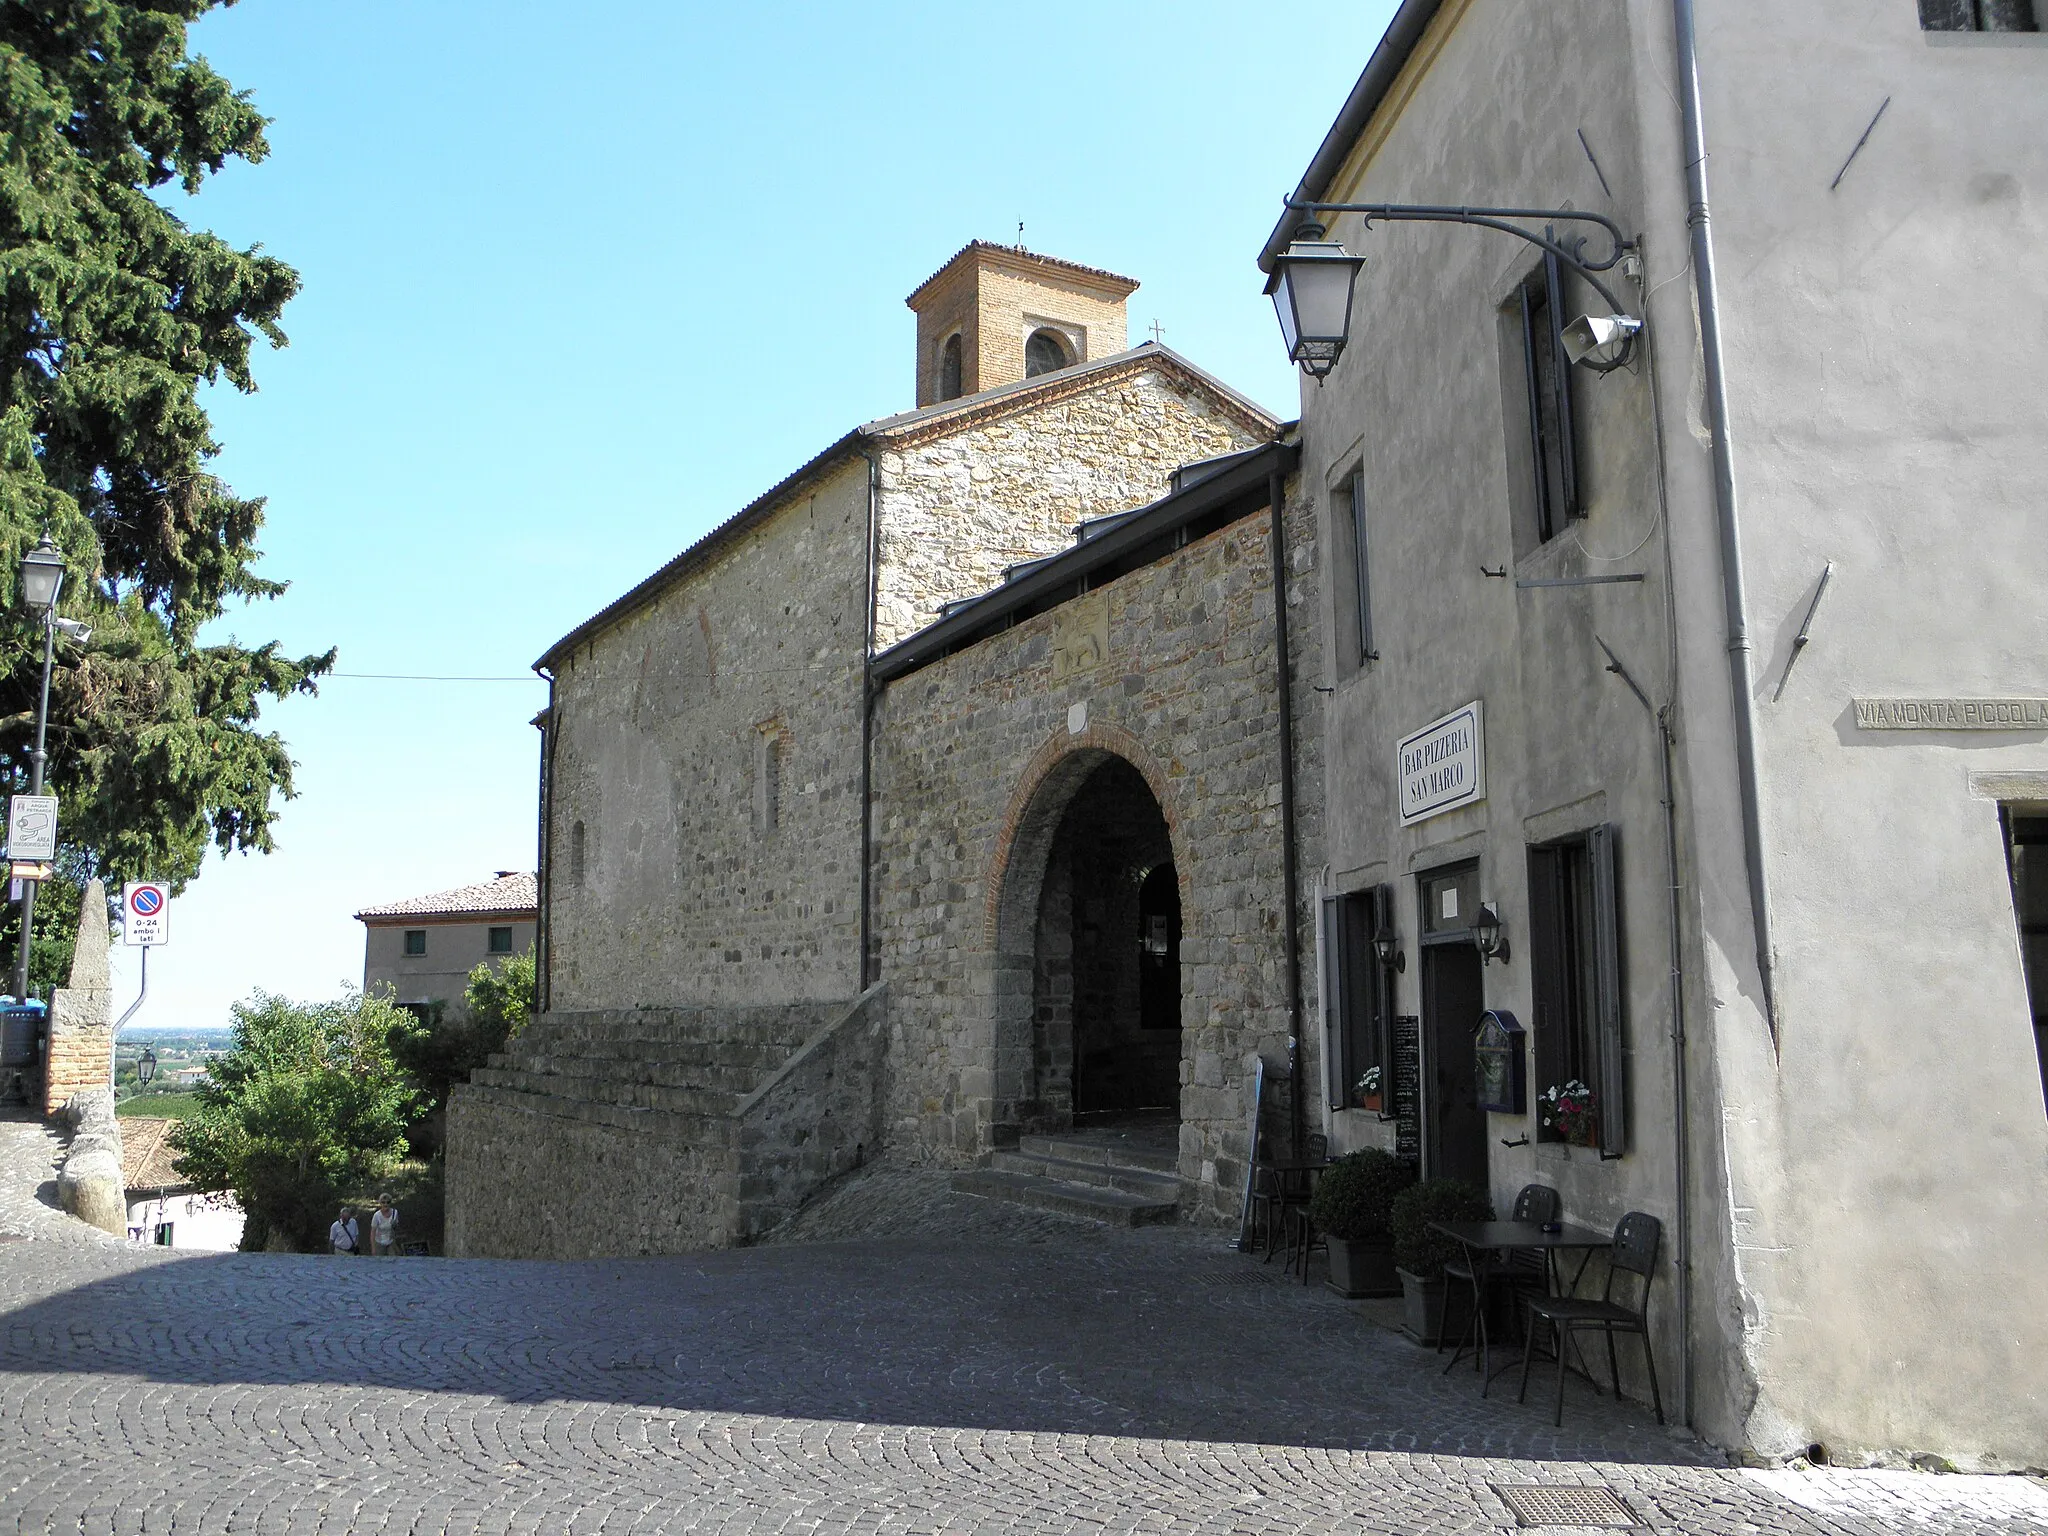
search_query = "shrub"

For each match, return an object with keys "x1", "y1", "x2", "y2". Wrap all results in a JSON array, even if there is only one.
[
  {"x1": 1390, "y1": 1178, "x2": 1494, "y2": 1279},
  {"x1": 1307, "y1": 1147, "x2": 1415, "y2": 1240}
]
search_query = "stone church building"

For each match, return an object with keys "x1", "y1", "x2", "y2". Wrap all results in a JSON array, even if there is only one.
[{"x1": 447, "y1": 245, "x2": 1324, "y2": 1257}]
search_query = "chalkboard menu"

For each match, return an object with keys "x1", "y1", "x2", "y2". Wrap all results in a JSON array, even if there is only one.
[{"x1": 1391, "y1": 1014, "x2": 1421, "y2": 1165}]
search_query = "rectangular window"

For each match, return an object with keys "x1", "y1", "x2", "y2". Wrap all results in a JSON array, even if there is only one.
[
  {"x1": 753, "y1": 723, "x2": 782, "y2": 837},
  {"x1": 2001, "y1": 808, "x2": 2048, "y2": 1109},
  {"x1": 1510, "y1": 252, "x2": 1582, "y2": 543},
  {"x1": 1322, "y1": 884, "x2": 1396, "y2": 1113},
  {"x1": 488, "y1": 926, "x2": 514, "y2": 954},
  {"x1": 1332, "y1": 467, "x2": 1377, "y2": 670},
  {"x1": 1526, "y1": 826, "x2": 1625, "y2": 1152},
  {"x1": 403, "y1": 929, "x2": 427, "y2": 957},
  {"x1": 1919, "y1": 0, "x2": 2037, "y2": 30}
]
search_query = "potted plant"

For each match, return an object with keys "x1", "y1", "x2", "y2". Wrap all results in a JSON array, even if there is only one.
[
  {"x1": 1537, "y1": 1080, "x2": 1600, "y2": 1148},
  {"x1": 1306, "y1": 1147, "x2": 1414, "y2": 1298},
  {"x1": 1390, "y1": 1178, "x2": 1494, "y2": 1344}
]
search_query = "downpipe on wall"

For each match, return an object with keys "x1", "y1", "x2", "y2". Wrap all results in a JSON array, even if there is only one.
[
  {"x1": 1267, "y1": 465, "x2": 1306, "y2": 1158},
  {"x1": 1672, "y1": 0, "x2": 1779, "y2": 1042},
  {"x1": 859, "y1": 448, "x2": 880, "y2": 991}
]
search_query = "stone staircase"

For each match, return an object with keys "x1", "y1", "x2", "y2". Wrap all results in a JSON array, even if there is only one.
[
  {"x1": 448, "y1": 990, "x2": 888, "y2": 1259},
  {"x1": 951, "y1": 1124, "x2": 1182, "y2": 1226}
]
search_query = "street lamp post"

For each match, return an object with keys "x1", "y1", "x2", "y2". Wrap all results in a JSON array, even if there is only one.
[{"x1": 12, "y1": 536, "x2": 64, "y2": 1004}]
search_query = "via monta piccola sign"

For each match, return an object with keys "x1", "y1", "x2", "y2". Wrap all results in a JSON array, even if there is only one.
[{"x1": 1397, "y1": 701, "x2": 1486, "y2": 825}]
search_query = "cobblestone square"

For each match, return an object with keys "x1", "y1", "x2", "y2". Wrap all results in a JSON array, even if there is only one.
[{"x1": 3, "y1": 1126, "x2": 2043, "y2": 1535}]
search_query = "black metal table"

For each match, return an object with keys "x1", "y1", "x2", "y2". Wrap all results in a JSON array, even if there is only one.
[{"x1": 1428, "y1": 1219, "x2": 1610, "y2": 1391}]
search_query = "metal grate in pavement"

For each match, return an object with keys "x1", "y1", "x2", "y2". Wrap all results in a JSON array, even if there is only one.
[{"x1": 1493, "y1": 1484, "x2": 1642, "y2": 1528}]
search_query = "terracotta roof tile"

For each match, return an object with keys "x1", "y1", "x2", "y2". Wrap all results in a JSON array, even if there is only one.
[
  {"x1": 354, "y1": 872, "x2": 538, "y2": 923},
  {"x1": 120, "y1": 1117, "x2": 188, "y2": 1191}
]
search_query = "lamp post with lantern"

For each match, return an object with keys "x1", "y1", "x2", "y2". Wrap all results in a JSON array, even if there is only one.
[{"x1": 12, "y1": 535, "x2": 67, "y2": 1004}]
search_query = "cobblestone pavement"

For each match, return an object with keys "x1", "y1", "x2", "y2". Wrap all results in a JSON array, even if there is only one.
[
  {"x1": 0, "y1": 1110, "x2": 125, "y2": 1252},
  {"x1": 3, "y1": 1149, "x2": 2044, "y2": 1535}
]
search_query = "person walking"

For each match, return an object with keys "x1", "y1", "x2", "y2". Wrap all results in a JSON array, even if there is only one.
[
  {"x1": 328, "y1": 1206, "x2": 360, "y2": 1256},
  {"x1": 369, "y1": 1195, "x2": 399, "y2": 1256}
]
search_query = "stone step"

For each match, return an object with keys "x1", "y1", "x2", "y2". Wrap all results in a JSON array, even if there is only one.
[
  {"x1": 456, "y1": 1082, "x2": 738, "y2": 1151},
  {"x1": 1015, "y1": 1133, "x2": 1180, "y2": 1177},
  {"x1": 498, "y1": 1052, "x2": 765, "y2": 1095},
  {"x1": 950, "y1": 1169, "x2": 1178, "y2": 1227},
  {"x1": 987, "y1": 1149, "x2": 1181, "y2": 1200},
  {"x1": 468, "y1": 1066, "x2": 739, "y2": 1119}
]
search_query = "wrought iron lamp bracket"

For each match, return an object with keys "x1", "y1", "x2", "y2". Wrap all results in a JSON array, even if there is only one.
[{"x1": 1285, "y1": 200, "x2": 1639, "y2": 325}]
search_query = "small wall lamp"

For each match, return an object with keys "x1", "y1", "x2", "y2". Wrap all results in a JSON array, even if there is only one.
[
  {"x1": 1472, "y1": 903, "x2": 1510, "y2": 966},
  {"x1": 136, "y1": 1046, "x2": 157, "y2": 1091},
  {"x1": 1373, "y1": 918, "x2": 1406, "y2": 975}
]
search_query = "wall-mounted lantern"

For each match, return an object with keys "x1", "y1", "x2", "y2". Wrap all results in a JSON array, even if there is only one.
[
  {"x1": 1373, "y1": 916, "x2": 1406, "y2": 974},
  {"x1": 1472, "y1": 901, "x2": 1510, "y2": 966}
]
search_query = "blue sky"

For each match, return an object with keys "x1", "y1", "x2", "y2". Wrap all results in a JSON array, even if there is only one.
[{"x1": 118, "y1": 0, "x2": 1398, "y2": 1030}]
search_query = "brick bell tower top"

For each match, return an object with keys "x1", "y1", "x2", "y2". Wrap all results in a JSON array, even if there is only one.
[{"x1": 906, "y1": 242, "x2": 1139, "y2": 408}]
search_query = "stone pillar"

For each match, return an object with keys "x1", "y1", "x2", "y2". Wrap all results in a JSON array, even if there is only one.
[{"x1": 42, "y1": 878, "x2": 114, "y2": 1117}]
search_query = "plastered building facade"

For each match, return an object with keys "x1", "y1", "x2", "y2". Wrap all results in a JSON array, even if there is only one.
[
  {"x1": 1268, "y1": 0, "x2": 2046, "y2": 1470},
  {"x1": 446, "y1": 246, "x2": 1322, "y2": 1258}
]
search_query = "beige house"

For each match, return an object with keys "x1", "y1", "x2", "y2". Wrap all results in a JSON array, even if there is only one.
[
  {"x1": 357, "y1": 872, "x2": 537, "y2": 1023},
  {"x1": 1267, "y1": 0, "x2": 2045, "y2": 1470}
]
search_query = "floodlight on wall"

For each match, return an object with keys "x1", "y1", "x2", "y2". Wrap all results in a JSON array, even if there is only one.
[
  {"x1": 1264, "y1": 221, "x2": 1366, "y2": 379},
  {"x1": 18, "y1": 536, "x2": 63, "y2": 612},
  {"x1": 1266, "y1": 200, "x2": 1643, "y2": 377},
  {"x1": 1562, "y1": 312, "x2": 1642, "y2": 372}
]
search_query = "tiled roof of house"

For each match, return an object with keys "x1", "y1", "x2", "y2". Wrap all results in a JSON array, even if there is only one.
[
  {"x1": 121, "y1": 1117, "x2": 189, "y2": 1191},
  {"x1": 904, "y1": 241, "x2": 1141, "y2": 307},
  {"x1": 354, "y1": 871, "x2": 538, "y2": 923}
]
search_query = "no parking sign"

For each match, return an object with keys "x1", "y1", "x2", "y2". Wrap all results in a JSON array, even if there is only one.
[{"x1": 123, "y1": 881, "x2": 169, "y2": 947}]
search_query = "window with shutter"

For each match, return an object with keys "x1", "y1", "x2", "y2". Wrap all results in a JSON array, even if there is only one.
[
  {"x1": 1322, "y1": 885, "x2": 1396, "y2": 1114},
  {"x1": 1508, "y1": 252, "x2": 1581, "y2": 544},
  {"x1": 1331, "y1": 467, "x2": 1377, "y2": 672},
  {"x1": 1527, "y1": 827, "x2": 1626, "y2": 1152}
]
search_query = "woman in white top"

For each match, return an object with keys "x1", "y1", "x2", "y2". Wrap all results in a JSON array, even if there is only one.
[{"x1": 369, "y1": 1196, "x2": 399, "y2": 1256}]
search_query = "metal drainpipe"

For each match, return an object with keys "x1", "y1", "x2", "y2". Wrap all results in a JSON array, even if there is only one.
[
  {"x1": 535, "y1": 668, "x2": 557, "y2": 1015},
  {"x1": 1673, "y1": 0, "x2": 1779, "y2": 1039},
  {"x1": 1267, "y1": 462, "x2": 1306, "y2": 1158},
  {"x1": 858, "y1": 447, "x2": 880, "y2": 991}
]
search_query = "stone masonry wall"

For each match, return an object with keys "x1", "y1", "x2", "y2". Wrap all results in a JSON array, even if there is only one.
[
  {"x1": 871, "y1": 477, "x2": 1323, "y2": 1224},
  {"x1": 873, "y1": 367, "x2": 1268, "y2": 649},
  {"x1": 545, "y1": 459, "x2": 871, "y2": 1012}
]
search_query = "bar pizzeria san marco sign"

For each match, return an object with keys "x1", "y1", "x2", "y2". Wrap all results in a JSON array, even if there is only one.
[{"x1": 1398, "y1": 700, "x2": 1486, "y2": 825}]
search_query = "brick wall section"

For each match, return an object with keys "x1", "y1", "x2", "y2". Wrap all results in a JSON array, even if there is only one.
[
  {"x1": 870, "y1": 478, "x2": 1324, "y2": 1223},
  {"x1": 909, "y1": 245, "x2": 1136, "y2": 406},
  {"x1": 42, "y1": 879, "x2": 112, "y2": 1116},
  {"x1": 873, "y1": 369, "x2": 1265, "y2": 649},
  {"x1": 544, "y1": 459, "x2": 872, "y2": 1011}
]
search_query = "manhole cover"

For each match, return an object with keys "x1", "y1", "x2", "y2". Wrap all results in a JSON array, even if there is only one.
[{"x1": 1493, "y1": 1485, "x2": 1641, "y2": 1528}]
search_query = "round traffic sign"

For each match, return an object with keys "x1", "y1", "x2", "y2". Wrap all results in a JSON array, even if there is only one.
[{"x1": 129, "y1": 885, "x2": 164, "y2": 916}]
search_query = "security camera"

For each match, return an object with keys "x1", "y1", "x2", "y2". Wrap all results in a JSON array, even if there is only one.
[
  {"x1": 53, "y1": 617, "x2": 92, "y2": 644},
  {"x1": 1561, "y1": 313, "x2": 1642, "y2": 372}
]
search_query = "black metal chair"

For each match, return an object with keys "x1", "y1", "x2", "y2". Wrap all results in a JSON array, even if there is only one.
[
  {"x1": 1517, "y1": 1210, "x2": 1665, "y2": 1427},
  {"x1": 1279, "y1": 1133, "x2": 1329, "y2": 1282},
  {"x1": 1439, "y1": 1183, "x2": 1559, "y2": 1384}
]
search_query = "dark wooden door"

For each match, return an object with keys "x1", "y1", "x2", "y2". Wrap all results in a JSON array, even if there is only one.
[{"x1": 1422, "y1": 942, "x2": 1489, "y2": 1190}]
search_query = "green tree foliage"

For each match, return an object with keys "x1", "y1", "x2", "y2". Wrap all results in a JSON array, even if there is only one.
[
  {"x1": 172, "y1": 990, "x2": 426, "y2": 1252},
  {"x1": 0, "y1": 2, "x2": 333, "y2": 984},
  {"x1": 387, "y1": 948, "x2": 536, "y2": 1156}
]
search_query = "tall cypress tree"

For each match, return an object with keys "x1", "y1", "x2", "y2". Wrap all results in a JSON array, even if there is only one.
[{"x1": 0, "y1": 1, "x2": 330, "y2": 984}]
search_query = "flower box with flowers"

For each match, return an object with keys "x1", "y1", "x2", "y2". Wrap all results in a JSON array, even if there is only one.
[
  {"x1": 1352, "y1": 1065, "x2": 1383, "y2": 1114},
  {"x1": 1538, "y1": 1080, "x2": 1599, "y2": 1148}
]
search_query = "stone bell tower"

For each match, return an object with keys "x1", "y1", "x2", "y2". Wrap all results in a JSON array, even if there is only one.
[{"x1": 906, "y1": 242, "x2": 1139, "y2": 408}]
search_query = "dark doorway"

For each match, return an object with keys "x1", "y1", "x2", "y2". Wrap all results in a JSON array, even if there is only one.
[
  {"x1": 1033, "y1": 757, "x2": 1181, "y2": 1124},
  {"x1": 1419, "y1": 863, "x2": 1490, "y2": 1190}
]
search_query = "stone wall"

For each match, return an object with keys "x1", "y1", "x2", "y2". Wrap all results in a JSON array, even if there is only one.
[
  {"x1": 733, "y1": 983, "x2": 888, "y2": 1241},
  {"x1": 874, "y1": 365, "x2": 1268, "y2": 648},
  {"x1": 42, "y1": 879, "x2": 112, "y2": 1116},
  {"x1": 870, "y1": 478, "x2": 1323, "y2": 1223},
  {"x1": 544, "y1": 459, "x2": 872, "y2": 1012}
]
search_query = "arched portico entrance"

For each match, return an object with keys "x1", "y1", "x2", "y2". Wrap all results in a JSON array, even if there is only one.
[{"x1": 987, "y1": 743, "x2": 1186, "y2": 1145}]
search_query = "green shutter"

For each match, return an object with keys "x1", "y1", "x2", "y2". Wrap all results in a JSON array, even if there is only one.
[{"x1": 1589, "y1": 823, "x2": 1626, "y2": 1154}]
